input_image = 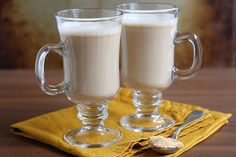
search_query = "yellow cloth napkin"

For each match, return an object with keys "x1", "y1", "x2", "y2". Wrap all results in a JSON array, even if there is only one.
[{"x1": 11, "y1": 88, "x2": 231, "y2": 157}]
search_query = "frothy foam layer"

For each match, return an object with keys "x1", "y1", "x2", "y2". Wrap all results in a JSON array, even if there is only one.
[
  {"x1": 59, "y1": 21, "x2": 121, "y2": 36},
  {"x1": 123, "y1": 14, "x2": 177, "y2": 26}
]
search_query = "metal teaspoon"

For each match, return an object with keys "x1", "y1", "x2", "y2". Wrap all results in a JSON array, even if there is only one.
[{"x1": 149, "y1": 110, "x2": 205, "y2": 154}]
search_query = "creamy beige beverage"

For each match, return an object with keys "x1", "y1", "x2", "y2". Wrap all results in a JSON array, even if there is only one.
[
  {"x1": 121, "y1": 14, "x2": 178, "y2": 91},
  {"x1": 59, "y1": 22, "x2": 121, "y2": 103}
]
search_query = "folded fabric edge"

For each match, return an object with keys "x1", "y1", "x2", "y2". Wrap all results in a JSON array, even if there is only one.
[
  {"x1": 10, "y1": 124, "x2": 88, "y2": 157},
  {"x1": 11, "y1": 126, "x2": 37, "y2": 140}
]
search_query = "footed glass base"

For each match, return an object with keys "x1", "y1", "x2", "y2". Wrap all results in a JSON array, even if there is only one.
[
  {"x1": 119, "y1": 90, "x2": 175, "y2": 132},
  {"x1": 119, "y1": 114, "x2": 175, "y2": 132},
  {"x1": 64, "y1": 126, "x2": 122, "y2": 148}
]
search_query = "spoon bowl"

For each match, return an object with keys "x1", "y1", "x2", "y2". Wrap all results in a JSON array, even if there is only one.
[{"x1": 149, "y1": 110, "x2": 205, "y2": 154}]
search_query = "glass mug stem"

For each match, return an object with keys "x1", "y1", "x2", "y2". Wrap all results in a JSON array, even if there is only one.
[
  {"x1": 174, "y1": 32, "x2": 202, "y2": 79},
  {"x1": 133, "y1": 91, "x2": 161, "y2": 116},
  {"x1": 120, "y1": 90, "x2": 175, "y2": 132},
  {"x1": 64, "y1": 102, "x2": 122, "y2": 148},
  {"x1": 77, "y1": 103, "x2": 108, "y2": 126}
]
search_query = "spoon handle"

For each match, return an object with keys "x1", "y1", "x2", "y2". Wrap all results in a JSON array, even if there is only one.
[{"x1": 171, "y1": 110, "x2": 205, "y2": 139}]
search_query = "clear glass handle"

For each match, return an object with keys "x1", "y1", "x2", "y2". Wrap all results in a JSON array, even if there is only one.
[
  {"x1": 174, "y1": 32, "x2": 202, "y2": 80},
  {"x1": 35, "y1": 42, "x2": 67, "y2": 95}
]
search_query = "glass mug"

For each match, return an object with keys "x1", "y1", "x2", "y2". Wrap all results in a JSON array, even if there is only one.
[
  {"x1": 117, "y1": 3, "x2": 202, "y2": 132},
  {"x1": 35, "y1": 9, "x2": 123, "y2": 148}
]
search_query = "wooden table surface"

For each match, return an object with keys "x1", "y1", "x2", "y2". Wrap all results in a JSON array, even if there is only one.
[{"x1": 0, "y1": 68, "x2": 235, "y2": 157}]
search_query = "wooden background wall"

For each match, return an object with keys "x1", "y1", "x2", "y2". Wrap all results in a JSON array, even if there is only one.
[{"x1": 0, "y1": 0, "x2": 235, "y2": 69}]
